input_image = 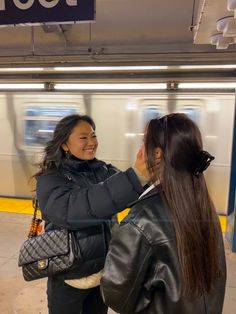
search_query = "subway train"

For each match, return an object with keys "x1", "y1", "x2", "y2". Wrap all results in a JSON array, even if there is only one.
[{"x1": 0, "y1": 89, "x2": 234, "y2": 216}]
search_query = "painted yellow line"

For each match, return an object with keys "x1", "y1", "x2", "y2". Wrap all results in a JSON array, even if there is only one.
[
  {"x1": 0, "y1": 197, "x2": 34, "y2": 215},
  {"x1": 219, "y1": 215, "x2": 226, "y2": 233},
  {"x1": 117, "y1": 208, "x2": 130, "y2": 223},
  {"x1": 0, "y1": 198, "x2": 227, "y2": 233}
]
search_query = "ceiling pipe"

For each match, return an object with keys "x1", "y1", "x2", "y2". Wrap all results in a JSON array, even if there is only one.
[{"x1": 193, "y1": 0, "x2": 207, "y2": 43}]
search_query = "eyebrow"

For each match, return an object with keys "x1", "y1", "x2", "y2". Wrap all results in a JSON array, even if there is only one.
[{"x1": 78, "y1": 131, "x2": 96, "y2": 135}]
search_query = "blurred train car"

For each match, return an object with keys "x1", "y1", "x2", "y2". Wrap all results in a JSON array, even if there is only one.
[{"x1": 0, "y1": 90, "x2": 234, "y2": 216}]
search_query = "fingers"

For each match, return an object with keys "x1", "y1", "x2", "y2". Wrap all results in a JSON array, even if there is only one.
[
  {"x1": 140, "y1": 144, "x2": 145, "y2": 159},
  {"x1": 136, "y1": 148, "x2": 142, "y2": 160},
  {"x1": 137, "y1": 144, "x2": 145, "y2": 161},
  {"x1": 134, "y1": 145, "x2": 149, "y2": 179}
]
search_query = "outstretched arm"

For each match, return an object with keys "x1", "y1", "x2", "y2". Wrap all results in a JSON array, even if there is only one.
[{"x1": 37, "y1": 168, "x2": 143, "y2": 229}]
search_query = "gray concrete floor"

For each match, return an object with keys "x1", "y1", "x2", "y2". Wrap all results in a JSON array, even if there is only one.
[{"x1": 0, "y1": 212, "x2": 235, "y2": 314}]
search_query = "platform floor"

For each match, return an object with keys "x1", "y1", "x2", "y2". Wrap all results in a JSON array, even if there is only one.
[{"x1": 0, "y1": 205, "x2": 235, "y2": 313}]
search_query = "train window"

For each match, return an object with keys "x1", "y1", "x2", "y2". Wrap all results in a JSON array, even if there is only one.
[
  {"x1": 25, "y1": 107, "x2": 77, "y2": 117},
  {"x1": 23, "y1": 105, "x2": 78, "y2": 147},
  {"x1": 142, "y1": 106, "x2": 162, "y2": 129},
  {"x1": 178, "y1": 107, "x2": 199, "y2": 124}
]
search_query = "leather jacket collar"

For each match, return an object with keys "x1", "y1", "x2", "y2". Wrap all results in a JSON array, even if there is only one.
[{"x1": 128, "y1": 184, "x2": 161, "y2": 207}]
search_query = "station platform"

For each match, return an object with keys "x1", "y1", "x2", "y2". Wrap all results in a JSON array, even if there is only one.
[{"x1": 0, "y1": 198, "x2": 235, "y2": 314}]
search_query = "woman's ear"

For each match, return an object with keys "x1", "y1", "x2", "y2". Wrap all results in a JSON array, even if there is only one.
[
  {"x1": 155, "y1": 147, "x2": 162, "y2": 169},
  {"x1": 155, "y1": 147, "x2": 162, "y2": 159},
  {"x1": 61, "y1": 143, "x2": 68, "y2": 152}
]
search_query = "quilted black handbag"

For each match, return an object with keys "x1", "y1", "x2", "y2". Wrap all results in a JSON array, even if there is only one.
[{"x1": 18, "y1": 200, "x2": 80, "y2": 281}]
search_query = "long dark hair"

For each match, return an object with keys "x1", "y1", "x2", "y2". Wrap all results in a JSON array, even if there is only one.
[
  {"x1": 145, "y1": 113, "x2": 220, "y2": 299},
  {"x1": 33, "y1": 114, "x2": 95, "y2": 178}
]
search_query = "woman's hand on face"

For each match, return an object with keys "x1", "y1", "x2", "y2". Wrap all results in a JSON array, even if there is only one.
[{"x1": 134, "y1": 145, "x2": 149, "y2": 179}]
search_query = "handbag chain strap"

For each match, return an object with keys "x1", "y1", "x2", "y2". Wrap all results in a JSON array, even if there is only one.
[{"x1": 27, "y1": 198, "x2": 43, "y2": 238}]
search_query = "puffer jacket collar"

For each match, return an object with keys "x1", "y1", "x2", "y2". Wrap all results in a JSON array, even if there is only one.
[{"x1": 61, "y1": 156, "x2": 105, "y2": 173}]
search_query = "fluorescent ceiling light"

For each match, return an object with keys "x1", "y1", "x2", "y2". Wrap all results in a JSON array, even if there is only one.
[
  {"x1": 54, "y1": 83, "x2": 167, "y2": 90},
  {"x1": 0, "y1": 83, "x2": 44, "y2": 89},
  {"x1": 0, "y1": 68, "x2": 44, "y2": 72},
  {"x1": 179, "y1": 65, "x2": 236, "y2": 69},
  {"x1": 178, "y1": 82, "x2": 236, "y2": 89},
  {"x1": 54, "y1": 66, "x2": 168, "y2": 71},
  {"x1": 0, "y1": 65, "x2": 235, "y2": 72},
  {"x1": 55, "y1": 65, "x2": 236, "y2": 71}
]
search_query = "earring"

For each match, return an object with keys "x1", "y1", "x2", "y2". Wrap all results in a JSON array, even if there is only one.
[{"x1": 65, "y1": 150, "x2": 70, "y2": 159}]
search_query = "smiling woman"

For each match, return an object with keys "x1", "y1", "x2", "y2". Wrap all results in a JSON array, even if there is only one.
[{"x1": 32, "y1": 113, "x2": 147, "y2": 314}]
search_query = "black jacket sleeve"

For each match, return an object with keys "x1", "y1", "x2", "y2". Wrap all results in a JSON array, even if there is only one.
[
  {"x1": 100, "y1": 222, "x2": 152, "y2": 313},
  {"x1": 36, "y1": 168, "x2": 143, "y2": 229}
]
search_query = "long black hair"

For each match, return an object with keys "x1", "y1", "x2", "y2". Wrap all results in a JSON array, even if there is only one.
[
  {"x1": 33, "y1": 114, "x2": 95, "y2": 178},
  {"x1": 145, "y1": 113, "x2": 220, "y2": 298}
]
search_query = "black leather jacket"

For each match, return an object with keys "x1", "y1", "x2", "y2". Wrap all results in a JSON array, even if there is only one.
[
  {"x1": 36, "y1": 157, "x2": 143, "y2": 279},
  {"x1": 101, "y1": 188, "x2": 226, "y2": 314}
]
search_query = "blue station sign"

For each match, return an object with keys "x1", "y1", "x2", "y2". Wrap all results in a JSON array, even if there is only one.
[{"x1": 0, "y1": 0, "x2": 95, "y2": 26}]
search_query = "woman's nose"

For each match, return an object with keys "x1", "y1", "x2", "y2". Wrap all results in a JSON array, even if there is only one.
[{"x1": 88, "y1": 136, "x2": 97, "y2": 144}]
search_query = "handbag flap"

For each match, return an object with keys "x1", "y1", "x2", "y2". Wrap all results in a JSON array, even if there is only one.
[{"x1": 18, "y1": 229, "x2": 70, "y2": 266}]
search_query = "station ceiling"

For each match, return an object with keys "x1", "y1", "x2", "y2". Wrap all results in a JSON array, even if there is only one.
[{"x1": 0, "y1": 0, "x2": 236, "y2": 68}]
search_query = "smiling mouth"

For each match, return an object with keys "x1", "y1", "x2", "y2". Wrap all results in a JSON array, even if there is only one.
[{"x1": 84, "y1": 148, "x2": 96, "y2": 153}]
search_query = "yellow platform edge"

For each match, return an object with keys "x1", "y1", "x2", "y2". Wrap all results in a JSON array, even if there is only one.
[
  {"x1": 0, "y1": 197, "x2": 33, "y2": 214},
  {"x1": 0, "y1": 198, "x2": 227, "y2": 233}
]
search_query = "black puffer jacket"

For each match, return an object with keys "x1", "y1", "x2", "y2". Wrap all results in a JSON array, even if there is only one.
[
  {"x1": 36, "y1": 157, "x2": 143, "y2": 279},
  {"x1": 101, "y1": 189, "x2": 226, "y2": 314}
]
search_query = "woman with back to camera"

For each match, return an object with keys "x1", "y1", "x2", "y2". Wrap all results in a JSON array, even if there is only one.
[
  {"x1": 34, "y1": 114, "x2": 148, "y2": 314},
  {"x1": 101, "y1": 113, "x2": 227, "y2": 314}
]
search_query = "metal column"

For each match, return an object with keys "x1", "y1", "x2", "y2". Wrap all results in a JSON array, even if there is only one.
[{"x1": 226, "y1": 92, "x2": 236, "y2": 252}]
